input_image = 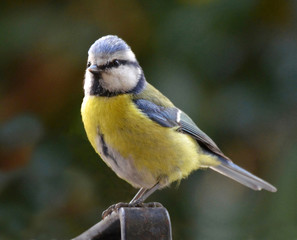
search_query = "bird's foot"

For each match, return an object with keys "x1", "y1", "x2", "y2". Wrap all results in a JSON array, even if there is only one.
[
  {"x1": 102, "y1": 201, "x2": 163, "y2": 219},
  {"x1": 102, "y1": 202, "x2": 141, "y2": 219}
]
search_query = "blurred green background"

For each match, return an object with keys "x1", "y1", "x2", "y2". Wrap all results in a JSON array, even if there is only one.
[{"x1": 1, "y1": 0, "x2": 296, "y2": 239}]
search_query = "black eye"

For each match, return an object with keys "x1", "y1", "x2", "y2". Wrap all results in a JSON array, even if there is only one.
[
  {"x1": 113, "y1": 60, "x2": 120, "y2": 67},
  {"x1": 87, "y1": 61, "x2": 91, "y2": 68}
]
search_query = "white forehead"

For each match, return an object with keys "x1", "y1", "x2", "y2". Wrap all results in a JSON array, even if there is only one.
[{"x1": 88, "y1": 35, "x2": 136, "y2": 65}]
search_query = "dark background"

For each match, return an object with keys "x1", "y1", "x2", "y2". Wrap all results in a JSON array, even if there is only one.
[{"x1": 1, "y1": 0, "x2": 296, "y2": 239}]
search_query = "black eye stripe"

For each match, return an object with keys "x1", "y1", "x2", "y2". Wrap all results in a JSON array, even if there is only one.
[{"x1": 99, "y1": 59, "x2": 139, "y2": 70}]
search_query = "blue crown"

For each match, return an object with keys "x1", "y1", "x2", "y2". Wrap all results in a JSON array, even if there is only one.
[{"x1": 91, "y1": 35, "x2": 130, "y2": 54}]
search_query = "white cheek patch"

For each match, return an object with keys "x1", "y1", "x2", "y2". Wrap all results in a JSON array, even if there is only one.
[
  {"x1": 102, "y1": 65, "x2": 140, "y2": 92},
  {"x1": 83, "y1": 71, "x2": 93, "y2": 95},
  {"x1": 85, "y1": 48, "x2": 140, "y2": 94}
]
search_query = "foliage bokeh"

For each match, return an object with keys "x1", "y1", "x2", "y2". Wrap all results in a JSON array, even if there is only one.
[{"x1": 1, "y1": 0, "x2": 296, "y2": 239}]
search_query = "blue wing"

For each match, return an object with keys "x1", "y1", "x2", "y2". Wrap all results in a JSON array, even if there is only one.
[{"x1": 133, "y1": 99, "x2": 178, "y2": 128}]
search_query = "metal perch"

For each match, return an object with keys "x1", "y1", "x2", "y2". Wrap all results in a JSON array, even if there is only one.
[{"x1": 72, "y1": 205, "x2": 172, "y2": 240}]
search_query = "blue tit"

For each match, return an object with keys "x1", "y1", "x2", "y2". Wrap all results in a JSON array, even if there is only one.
[{"x1": 81, "y1": 35, "x2": 277, "y2": 207}]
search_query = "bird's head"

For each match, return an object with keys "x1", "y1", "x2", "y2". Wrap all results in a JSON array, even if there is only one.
[{"x1": 84, "y1": 35, "x2": 145, "y2": 97}]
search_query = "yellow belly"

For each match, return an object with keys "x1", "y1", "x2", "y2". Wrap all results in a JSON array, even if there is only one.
[{"x1": 81, "y1": 94, "x2": 217, "y2": 188}]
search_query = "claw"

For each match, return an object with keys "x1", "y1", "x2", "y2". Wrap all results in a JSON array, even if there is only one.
[{"x1": 102, "y1": 202, "x2": 127, "y2": 219}]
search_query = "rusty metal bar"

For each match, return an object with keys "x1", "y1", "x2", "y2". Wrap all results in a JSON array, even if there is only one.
[{"x1": 72, "y1": 206, "x2": 172, "y2": 240}]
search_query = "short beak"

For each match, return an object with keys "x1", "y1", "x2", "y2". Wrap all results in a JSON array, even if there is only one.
[{"x1": 88, "y1": 64, "x2": 101, "y2": 74}]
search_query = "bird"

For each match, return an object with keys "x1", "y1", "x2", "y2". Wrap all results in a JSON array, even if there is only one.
[{"x1": 81, "y1": 35, "x2": 277, "y2": 216}]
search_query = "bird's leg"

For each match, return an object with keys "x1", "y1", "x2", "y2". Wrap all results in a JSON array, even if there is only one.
[
  {"x1": 130, "y1": 182, "x2": 161, "y2": 205},
  {"x1": 102, "y1": 182, "x2": 162, "y2": 219},
  {"x1": 129, "y1": 187, "x2": 147, "y2": 204}
]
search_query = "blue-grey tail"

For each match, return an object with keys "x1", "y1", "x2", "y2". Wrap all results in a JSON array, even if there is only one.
[{"x1": 210, "y1": 157, "x2": 277, "y2": 192}]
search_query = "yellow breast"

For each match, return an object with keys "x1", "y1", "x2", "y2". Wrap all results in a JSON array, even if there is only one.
[{"x1": 81, "y1": 94, "x2": 216, "y2": 188}]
